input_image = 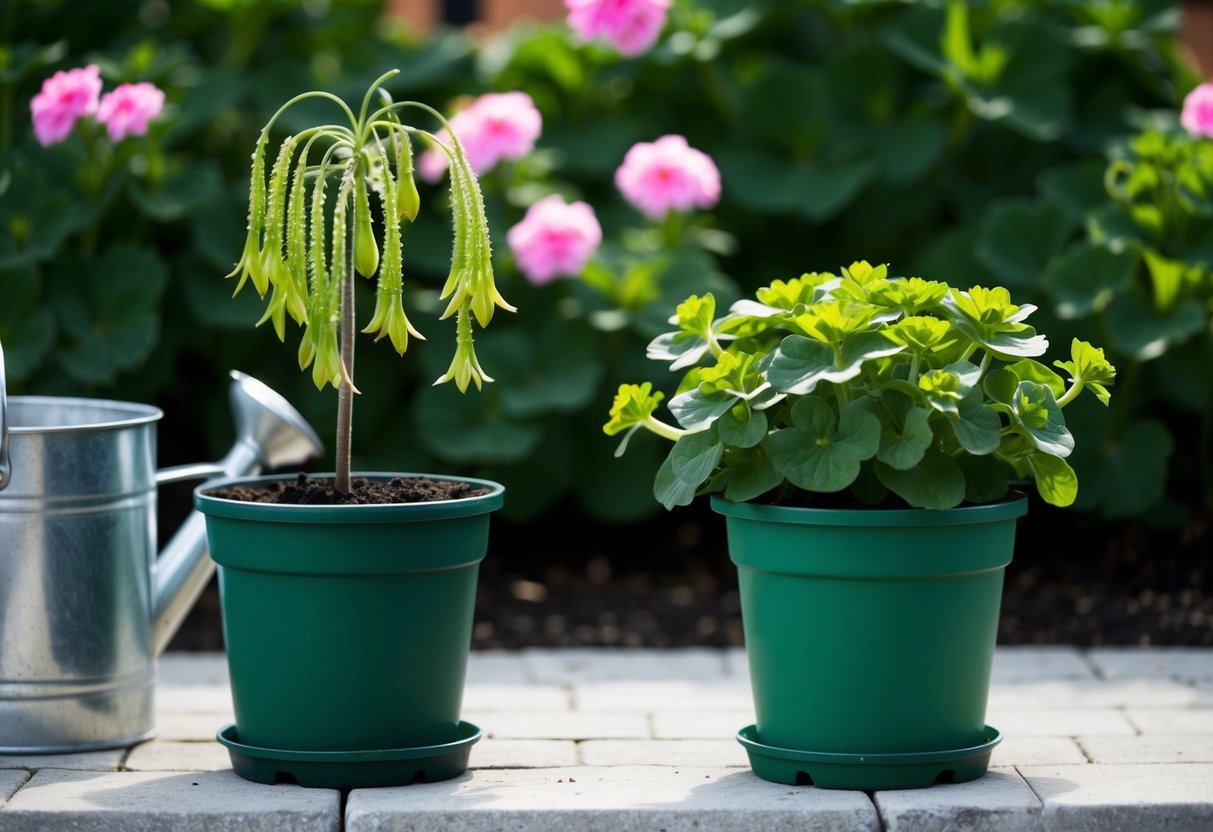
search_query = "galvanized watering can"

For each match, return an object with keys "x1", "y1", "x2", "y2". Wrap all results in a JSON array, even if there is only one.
[{"x1": 0, "y1": 340, "x2": 322, "y2": 752}]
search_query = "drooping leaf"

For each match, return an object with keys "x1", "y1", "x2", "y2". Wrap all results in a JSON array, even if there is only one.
[
  {"x1": 1027, "y1": 453, "x2": 1078, "y2": 507},
  {"x1": 654, "y1": 452, "x2": 699, "y2": 510},
  {"x1": 669, "y1": 430, "x2": 724, "y2": 488}
]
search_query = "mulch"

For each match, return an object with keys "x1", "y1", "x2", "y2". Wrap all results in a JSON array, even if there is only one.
[{"x1": 168, "y1": 498, "x2": 1212, "y2": 651}]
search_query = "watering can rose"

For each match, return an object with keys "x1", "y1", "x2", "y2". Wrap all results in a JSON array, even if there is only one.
[{"x1": 606, "y1": 262, "x2": 1116, "y2": 511}]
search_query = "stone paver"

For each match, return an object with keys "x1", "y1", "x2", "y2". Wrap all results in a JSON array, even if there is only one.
[
  {"x1": 0, "y1": 749, "x2": 124, "y2": 772},
  {"x1": 0, "y1": 770, "x2": 30, "y2": 804},
  {"x1": 1125, "y1": 707, "x2": 1213, "y2": 734},
  {"x1": 574, "y1": 680, "x2": 752, "y2": 712},
  {"x1": 125, "y1": 740, "x2": 232, "y2": 772},
  {"x1": 346, "y1": 767, "x2": 879, "y2": 832},
  {"x1": 473, "y1": 740, "x2": 579, "y2": 769},
  {"x1": 1078, "y1": 734, "x2": 1213, "y2": 764},
  {"x1": 990, "y1": 737, "x2": 1089, "y2": 767},
  {"x1": 987, "y1": 707, "x2": 1136, "y2": 737},
  {"x1": 472, "y1": 711, "x2": 650, "y2": 740},
  {"x1": 2, "y1": 649, "x2": 1212, "y2": 830},
  {"x1": 651, "y1": 710, "x2": 753, "y2": 740},
  {"x1": 462, "y1": 684, "x2": 569, "y2": 712},
  {"x1": 874, "y1": 769, "x2": 1041, "y2": 832},
  {"x1": 1019, "y1": 763, "x2": 1213, "y2": 831},
  {"x1": 0, "y1": 769, "x2": 340, "y2": 831},
  {"x1": 1087, "y1": 648, "x2": 1213, "y2": 683},
  {"x1": 524, "y1": 648, "x2": 727, "y2": 684},
  {"x1": 580, "y1": 739, "x2": 748, "y2": 767},
  {"x1": 988, "y1": 678, "x2": 1213, "y2": 709}
]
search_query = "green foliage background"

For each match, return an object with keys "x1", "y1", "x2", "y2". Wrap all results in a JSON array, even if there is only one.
[{"x1": 2, "y1": 0, "x2": 1208, "y2": 525}]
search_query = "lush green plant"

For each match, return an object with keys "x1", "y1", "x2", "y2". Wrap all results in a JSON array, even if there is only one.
[
  {"x1": 232, "y1": 69, "x2": 511, "y2": 490},
  {"x1": 977, "y1": 125, "x2": 1213, "y2": 518},
  {"x1": 606, "y1": 262, "x2": 1116, "y2": 510}
]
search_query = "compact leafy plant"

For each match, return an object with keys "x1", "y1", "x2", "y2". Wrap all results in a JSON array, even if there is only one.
[
  {"x1": 229, "y1": 70, "x2": 513, "y2": 492},
  {"x1": 605, "y1": 262, "x2": 1116, "y2": 511}
]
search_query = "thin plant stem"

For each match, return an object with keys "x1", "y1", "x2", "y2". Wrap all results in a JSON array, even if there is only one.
[{"x1": 335, "y1": 210, "x2": 355, "y2": 494}]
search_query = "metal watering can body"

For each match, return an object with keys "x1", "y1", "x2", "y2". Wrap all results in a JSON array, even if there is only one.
[{"x1": 0, "y1": 346, "x2": 321, "y2": 753}]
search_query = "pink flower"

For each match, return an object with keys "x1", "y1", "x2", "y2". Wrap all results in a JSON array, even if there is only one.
[
  {"x1": 507, "y1": 194, "x2": 602, "y2": 285},
  {"x1": 566, "y1": 0, "x2": 671, "y2": 57},
  {"x1": 614, "y1": 135, "x2": 721, "y2": 219},
  {"x1": 96, "y1": 82, "x2": 165, "y2": 142},
  {"x1": 1181, "y1": 83, "x2": 1213, "y2": 140},
  {"x1": 418, "y1": 92, "x2": 542, "y2": 181},
  {"x1": 29, "y1": 64, "x2": 102, "y2": 147}
]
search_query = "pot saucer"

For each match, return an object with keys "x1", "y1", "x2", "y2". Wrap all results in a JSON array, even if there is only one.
[
  {"x1": 217, "y1": 721, "x2": 481, "y2": 788},
  {"x1": 736, "y1": 724, "x2": 1001, "y2": 790}
]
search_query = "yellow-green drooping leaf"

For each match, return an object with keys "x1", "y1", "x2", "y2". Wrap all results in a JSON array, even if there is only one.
[
  {"x1": 1054, "y1": 338, "x2": 1117, "y2": 406},
  {"x1": 604, "y1": 382, "x2": 665, "y2": 436},
  {"x1": 1028, "y1": 453, "x2": 1078, "y2": 507}
]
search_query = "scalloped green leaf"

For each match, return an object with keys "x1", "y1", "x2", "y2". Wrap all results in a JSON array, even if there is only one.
[
  {"x1": 875, "y1": 451, "x2": 966, "y2": 510},
  {"x1": 718, "y1": 407, "x2": 768, "y2": 449},
  {"x1": 952, "y1": 390, "x2": 1003, "y2": 455},
  {"x1": 669, "y1": 430, "x2": 724, "y2": 487},
  {"x1": 877, "y1": 405, "x2": 933, "y2": 470},
  {"x1": 667, "y1": 388, "x2": 735, "y2": 431},
  {"x1": 1006, "y1": 359, "x2": 1066, "y2": 398},
  {"x1": 723, "y1": 450, "x2": 784, "y2": 503},
  {"x1": 1012, "y1": 381, "x2": 1074, "y2": 457},
  {"x1": 654, "y1": 452, "x2": 699, "y2": 510}
]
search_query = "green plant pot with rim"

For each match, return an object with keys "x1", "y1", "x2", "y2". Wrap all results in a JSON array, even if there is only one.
[
  {"x1": 194, "y1": 472, "x2": 503, "y2": 789},
  {"x1": 715, "y1": 493, "x2": 1026, "y2": 790}
]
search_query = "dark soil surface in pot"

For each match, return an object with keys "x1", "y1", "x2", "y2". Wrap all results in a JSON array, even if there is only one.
[
  {"x1": 169, "y1": 496, "x2": 1211, "y2": 650},
  {"x1": 207, "y1": 474, "x2": 490, "y2": 505}
]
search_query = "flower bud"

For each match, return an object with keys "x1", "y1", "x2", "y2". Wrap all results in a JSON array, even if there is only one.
[{"x1": 353, "y1": 177, "x2": 379, "y2": 278}]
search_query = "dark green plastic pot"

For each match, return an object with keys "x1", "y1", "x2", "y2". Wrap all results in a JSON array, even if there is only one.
[
  {"x1": 195, "y1": 473, "x2": 503, "y2": 787},
  {"x1": 712, "y1": 494, "x2": 1027, "y2": 790}
]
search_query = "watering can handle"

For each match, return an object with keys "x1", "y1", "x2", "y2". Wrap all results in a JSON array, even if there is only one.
[{"x1": 0, "y1": 338, "x2": 9, "y2": 491}]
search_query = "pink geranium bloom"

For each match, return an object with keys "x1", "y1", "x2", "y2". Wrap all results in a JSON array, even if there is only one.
[
  {"x1": 29, "y1": 64, "x2": 102, "y2": 147},
  {"x1": 615, "y1": 135, "x2": 721, "y2": 219},
  {"x1": 418, "y1": 92, "x2": 542, "y2": 181},
  {"x1": 96, "y1": 82, "x2": 165, "y2": 142},
  {"x1": 507, "y1": 194, "x2": 602, "y2": 285},
  {"x1": 1181, "y1": 83, "x2": 1213, "y2": 140},
  {"x1": 566, "y1": 0, "x2": 671, "y2": 57}
]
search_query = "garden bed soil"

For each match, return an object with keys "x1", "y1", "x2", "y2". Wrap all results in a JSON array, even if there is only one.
[{"x1": 169, "y1": 496, "x2": 1211, "y2": 650}]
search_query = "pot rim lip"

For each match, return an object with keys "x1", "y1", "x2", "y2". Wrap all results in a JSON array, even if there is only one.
[
  {"x1": 710, "y1": 492, "x2": 1028, "y2": 527},
  {"x1": 194, "y1": 472, "x2": 504, "y2": 522},
  {"x1": 6, "y1": 395, "x2": 162, "y2": 434}
]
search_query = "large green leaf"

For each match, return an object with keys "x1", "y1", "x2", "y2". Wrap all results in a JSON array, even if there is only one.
[
  {"x1": 668, "y1": 430, "x2": 724, "y2": 488},
  {"x1": 723, "y1": 449, "x2": 784, "y2": 503},
  {"x1": 877, "y1": 405, "x2": 934, "y2": 470},
  {"x1": 0, "y1": 266, "x2": 55, "y2": 383},
  {"x1": 1027, "y1": 453, "x2": 1078, "y2": 507},
  {"x1": 876, "y1": 451, "x2": 966, "y2": 510},
  {"x1": 767, "y1": 428, "x2": 863, "y2": 493},
  {"x1": 415, "y1": 384, "x2": 542, "y2": 464},
  {"x1": 951, "y1": 390, "x2": 1002, "y2": 455},
  {"x1": 977, "y1": 198, "x2": 1074, "y2": 288},
  {"x1": 130, "y1": 163, "x2": 223, "y2": 222},
  {"x1": 654, "y1": 451, "x2": 699, "y2": 510},
  {"x1": 1044, "y1": 243, "x2": 1136, "y2": 320},
  {"x1": 667, "y1": 387, "x2": 735, "y2": 431},
  {"x1": 49, "y1": 244, "x2": 169, "y2": 384},
  {"x1": 956, "y1": 454, "x2": 1009, "y2": 503},
  {"x1": 1012, "y1": 380, "x2": 1074, "y2": 457},
  {"x1": 0, "y1": 158, "x2": 76, "y2": 269},
  {"x1": 718, "y1": 407, "x2": 768, "y2": 449},
  {"x1": 1105, "y1": 296, "x2": 1205, "y2": 361}
]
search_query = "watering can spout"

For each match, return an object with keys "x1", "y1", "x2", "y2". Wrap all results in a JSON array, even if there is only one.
[{"x1": 150, "y1": 371, "x2": 322, "y2": 655}]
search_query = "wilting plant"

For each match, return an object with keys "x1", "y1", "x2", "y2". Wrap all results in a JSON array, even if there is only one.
[
  {"x1": 228, "y1": 70, "x2": 513, "y2": 492},
  {"x1": 606, "y1": 262, "x2": 1116, "y2": 511}
]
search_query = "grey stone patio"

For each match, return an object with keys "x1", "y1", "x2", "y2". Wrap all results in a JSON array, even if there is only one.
[{"x1": 0, "y1": 647, "x2": 1211, "y2": 830}]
